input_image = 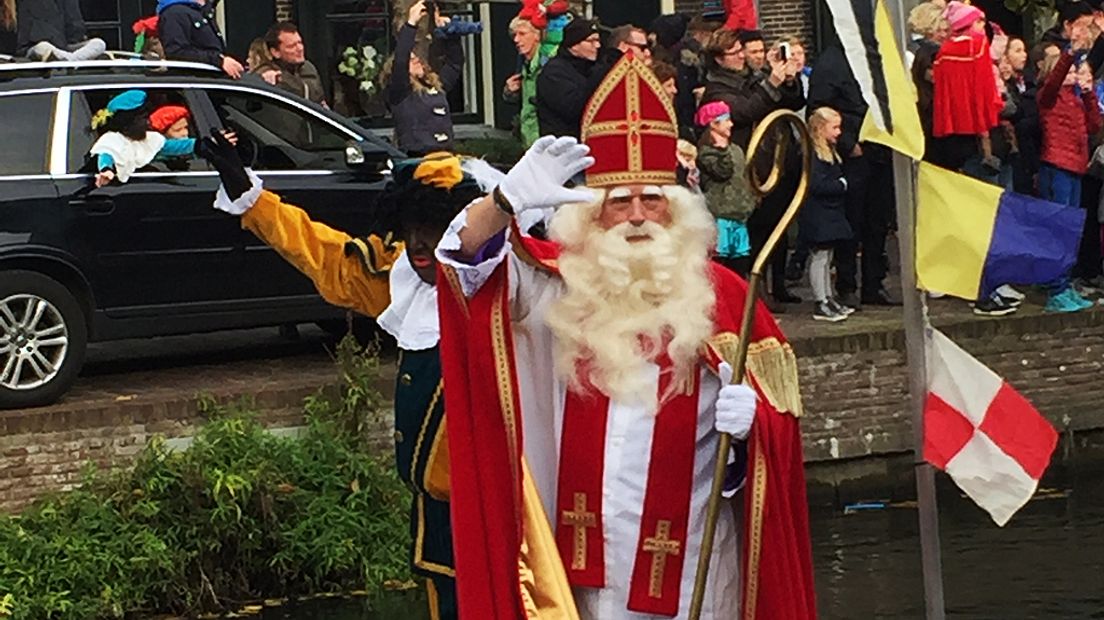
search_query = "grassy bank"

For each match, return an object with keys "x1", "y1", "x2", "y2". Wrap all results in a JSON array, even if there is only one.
[{"x1": 0, "y1": 338, "x2": 411, "y2": 620}]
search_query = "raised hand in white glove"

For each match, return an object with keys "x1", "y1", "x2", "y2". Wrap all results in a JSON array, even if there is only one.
[
  {"x1": 714, "y1": 362, "x2": 757, "y2": 440},
  {"x1": 498, "y1": 136, "x2": 596, "y2": 214}
]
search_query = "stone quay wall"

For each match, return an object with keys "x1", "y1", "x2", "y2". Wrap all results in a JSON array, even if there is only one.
[{"x1": 2, "y1": 310, "x2": 1103, "y2": 512}]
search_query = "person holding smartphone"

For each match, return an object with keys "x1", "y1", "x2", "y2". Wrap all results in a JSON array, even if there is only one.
[{"x1": 384, "y1": 0, "x2": 465, "y2": 155}]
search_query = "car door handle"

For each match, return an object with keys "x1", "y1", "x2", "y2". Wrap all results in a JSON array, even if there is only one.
[{"x1": 70, "y1": 197, "x2": 116, "y2": 216}]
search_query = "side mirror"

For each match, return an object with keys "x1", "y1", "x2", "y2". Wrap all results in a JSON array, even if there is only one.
[
  {"x1": 345, "y1": 142, "x2": 366, "y2": 167},
  {"x1": 345, "y1": 140, "x2": 390, "y2": 174}
]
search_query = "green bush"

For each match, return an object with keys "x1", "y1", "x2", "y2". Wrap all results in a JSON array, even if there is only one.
[{"x1": 0, "y1": 337, "x2": 411, "y2": 619}]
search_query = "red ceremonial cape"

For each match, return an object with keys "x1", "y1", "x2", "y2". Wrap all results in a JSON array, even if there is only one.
[
  {"x1": 437, "y1": 232, "x2": 817, "y2": 619},
  {"x1": 933, "y1": 32, "x2": 1002, "y2": 137}
]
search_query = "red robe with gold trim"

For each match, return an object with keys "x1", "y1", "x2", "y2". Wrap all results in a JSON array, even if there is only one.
[
  {"x1": 933, "y1": 32, "x2": 1003, "y2": 137},
  {"x1": 437, "y1": 231, "x2": 816, "y2": 619}
]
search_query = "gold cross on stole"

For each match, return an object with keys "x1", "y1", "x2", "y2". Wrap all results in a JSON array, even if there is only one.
[
  {"x1": 642, "y1": 520, "x2": 682, "y2": 598},
  {"x1": 561, "y1": 492, "x2": 597, "y2": 570}
]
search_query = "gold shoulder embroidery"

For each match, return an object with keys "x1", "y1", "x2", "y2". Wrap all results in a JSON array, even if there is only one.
[{"x1": 708, "y1": 333, "x2": 804, "y2": 418}]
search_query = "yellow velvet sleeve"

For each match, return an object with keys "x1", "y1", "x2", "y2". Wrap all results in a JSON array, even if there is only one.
[{"x1": 241, "y1": 190, "x2": 404, "y2": 318}]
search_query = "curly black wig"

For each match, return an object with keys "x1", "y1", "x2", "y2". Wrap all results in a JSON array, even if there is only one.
[
  {"x1": 372, "y1": 179, "x2": 484, "y2": 240},
  {"x1": 105, "y1": 104, "x2": 153, "y2": 141}
]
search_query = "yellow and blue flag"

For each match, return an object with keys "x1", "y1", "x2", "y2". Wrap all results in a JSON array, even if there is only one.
[{"x1": 916, "y1": 163, "x2": 1086, "y2": 300}]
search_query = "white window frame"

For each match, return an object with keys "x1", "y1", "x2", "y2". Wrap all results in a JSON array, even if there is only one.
[{"x1": 52, "y1": 83, "x2": 373, "y2": 179}]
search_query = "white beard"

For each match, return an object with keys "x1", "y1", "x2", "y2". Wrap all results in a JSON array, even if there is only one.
[{"x1": 544, "y1": 186, "x2": 718, "y2": 408}]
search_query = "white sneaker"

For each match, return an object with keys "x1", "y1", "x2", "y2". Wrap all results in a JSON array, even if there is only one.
[{"x1": 996, "y1": 285, "x2": 1025, "y2": 301}]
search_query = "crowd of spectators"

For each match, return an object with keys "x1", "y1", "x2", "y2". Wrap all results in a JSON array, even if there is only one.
[
  {"x1": 6, "y1": 0, "x2": 1104, "y2": 321},
  {"x1": 908, "y1": 0, "x2": 1104, "y2": 315}
]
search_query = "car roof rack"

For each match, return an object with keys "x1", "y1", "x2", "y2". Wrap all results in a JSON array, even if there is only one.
[{"x1": 0, "y1": 59, "x2": 222, "y2": 81}]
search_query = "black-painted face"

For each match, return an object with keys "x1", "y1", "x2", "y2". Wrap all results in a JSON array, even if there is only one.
[{"x1": 403, "y1": 222, "x2": 448, "y2": 285}]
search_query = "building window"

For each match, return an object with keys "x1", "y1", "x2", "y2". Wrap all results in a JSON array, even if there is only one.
[
  {"x1": 302, "y1": 0, "x2": 482, "y2": 126},
  {"x1": 78, "y1": 0, "x2": 155, "y2": 51}
]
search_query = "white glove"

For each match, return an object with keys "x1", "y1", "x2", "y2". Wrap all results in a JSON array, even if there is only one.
[
  {"x1": 715, "y1": 362, "x2": 757, "y2": 440},
  {"x1": 498, "y1": 136, "x2": 596, "y2": 213}
]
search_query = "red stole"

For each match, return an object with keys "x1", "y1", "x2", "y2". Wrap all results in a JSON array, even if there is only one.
[{"x1": 555, "y1": 358, "x2": 699, "y2": 616}]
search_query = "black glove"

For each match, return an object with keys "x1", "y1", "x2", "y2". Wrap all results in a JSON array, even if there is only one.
[{"x1": 197, "y1": 128, "x2": 252, "y2": 201}]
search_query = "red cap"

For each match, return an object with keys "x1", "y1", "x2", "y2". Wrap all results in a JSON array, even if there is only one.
[
  {"x1": 581, "y1": 53, "x2": 679, "y2": 188},
  {"x1": 149, "y1": 105, "x2": 189, "y2": 133}
]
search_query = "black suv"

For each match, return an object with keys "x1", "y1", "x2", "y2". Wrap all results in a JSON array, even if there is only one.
[{"x1": 0, "y1": 60, "x2": 403, "y2": 408}]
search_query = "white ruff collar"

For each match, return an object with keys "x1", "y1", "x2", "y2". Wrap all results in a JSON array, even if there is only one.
[{"x1": 376, "y1": 250, "x2": 439, "y2": 351}]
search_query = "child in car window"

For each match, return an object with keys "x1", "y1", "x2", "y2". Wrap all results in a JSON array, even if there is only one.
[
  {"x1": 149, "y1": 104, "x2": 195, "y2": 171},
  {"x1": 150, "y1": 105, "x2": 191, "y2": 139},
  {"x1": 89, "y1": 91, "x2": 233, "y2": 187}
]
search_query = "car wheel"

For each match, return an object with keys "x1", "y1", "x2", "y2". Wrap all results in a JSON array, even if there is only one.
[{"x1": 0, "y1": 270, "x2": 88, "y2": 409}]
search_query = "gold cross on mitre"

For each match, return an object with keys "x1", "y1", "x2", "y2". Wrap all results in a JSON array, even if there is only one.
[
  {"x1": 561, "y1": 492, "x2": 597, "y2": 570},
  {"x1": 643, "y1": 519, "x2": 682, "y2": 598}
]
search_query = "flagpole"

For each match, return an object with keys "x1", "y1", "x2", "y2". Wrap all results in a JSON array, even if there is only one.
[{"x1": 889, "y1": 0, "x2": 946, "y2": 617}]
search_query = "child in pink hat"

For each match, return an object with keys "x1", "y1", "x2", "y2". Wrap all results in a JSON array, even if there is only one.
[{"x1": 695, "y1": 101, "x2": 757, "y2": 275}]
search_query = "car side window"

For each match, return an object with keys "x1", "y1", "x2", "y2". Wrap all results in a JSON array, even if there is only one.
[
  {"x1": 68, "y1": 89, "x2": 204, "y2": 175},
  {"x1": 207, "y1": 89, "x2": 353, "y2": 172},
  {"x1": 0, "y1": 93, "x2": 54, "y2": 176}
]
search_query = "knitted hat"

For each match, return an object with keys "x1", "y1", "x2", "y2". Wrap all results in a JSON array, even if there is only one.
[
  {"x1": 106, "y1": 90, "x2": 148, "y2": 113},
  {"x1": 650, "y1": 14, "x2": 689, "y2": 49},
  {"x1": 944, "y1": 1, "x2": 984, "y2": 34},
  {"x1": 695, "y1": 101, "x2": 731, "y2": 126},
  {"x1": 1059, "y1": 0, "x2": 1093, "y2": 23},
  {"x1": 149, "y1": 105, "x2": 189, "y2": 132},
  {"x1": 560, "y1": 17, "x2": 599, "y2": 49}
]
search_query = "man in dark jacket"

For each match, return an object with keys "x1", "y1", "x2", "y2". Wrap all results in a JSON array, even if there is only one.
[
  {"x1": 15, "y1": 0, "x2": 105, "y2": 61},
  {"x1": 535, "y1": 17, "x2": 608, "y2": 139},
  {"x1": 700, "y1": 29, "x2": 805, "y2": 309},
  {"x1": 807, "y1": 43, "x2": 898, "y2": 307},
  {"x1": 157, "y1": 0, "x2": 243, "y2": 78},
  {"x1": 700, "y1": 28, "x2": 804, "y2": 150},
  {"x1": 253, "y1": 22, "x2": 327, "y2": 107}
]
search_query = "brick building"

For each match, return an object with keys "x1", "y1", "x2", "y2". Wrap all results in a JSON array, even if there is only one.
[{"x1": 42, "y1": 0, "x2": 817, "y2": 133}]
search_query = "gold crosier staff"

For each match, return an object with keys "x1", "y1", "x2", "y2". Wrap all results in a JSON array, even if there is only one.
[{"x1": 688, "y1": 109, "x2": 812, "y2": 620}]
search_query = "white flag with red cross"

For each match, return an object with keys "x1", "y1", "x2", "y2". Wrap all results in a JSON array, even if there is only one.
[{"x1": 922, "y1": 329, "x2": 1059, "y2": 526}]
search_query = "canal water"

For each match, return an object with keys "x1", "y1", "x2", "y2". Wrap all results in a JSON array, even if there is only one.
[{"x1": 260, "y1": 468, "x2": 1104, "y2": 620}]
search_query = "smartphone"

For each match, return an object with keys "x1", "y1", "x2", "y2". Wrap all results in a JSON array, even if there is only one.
[
  {"x1": 778, "y1": 41, "x2": 790, "y2": 62},
  {"x1": 426, "y1": 0, "x2": 438, "y2": 19}
]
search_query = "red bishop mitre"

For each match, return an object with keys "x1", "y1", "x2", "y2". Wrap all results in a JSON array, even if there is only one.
[{"x1": 581, "y1": 53, "x2": 679, "y2": 188}]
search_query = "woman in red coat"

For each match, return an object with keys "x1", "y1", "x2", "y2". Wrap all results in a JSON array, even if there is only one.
[{"x1": 1035, "y1": 27, "x2": 1101, "y2": 312}]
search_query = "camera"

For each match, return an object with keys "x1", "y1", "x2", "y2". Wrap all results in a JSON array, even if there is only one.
[{"x1": 778, "y1": 41, "x2": 790, "y2": 62}]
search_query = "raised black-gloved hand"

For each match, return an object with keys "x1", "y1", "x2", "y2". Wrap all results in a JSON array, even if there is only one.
[{"x1": 197, "y1": 128, "x2": 252, "y2": 202}]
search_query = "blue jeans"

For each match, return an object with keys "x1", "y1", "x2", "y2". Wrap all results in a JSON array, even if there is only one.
[
  {"x1": 1038, "y1": 163, "x2": 1083, "y2": 207},
  {"x1": 1038, "y1": 164, "x2": 1083, "y2": 293}
]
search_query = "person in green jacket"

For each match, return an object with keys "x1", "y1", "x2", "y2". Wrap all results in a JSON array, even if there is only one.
[
  {"x1": 503, "y1": 14, "x2": 544, "y2": 148},
  {"x1": 696, "y1": 100, "x2": 757, "y2": 276}
]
